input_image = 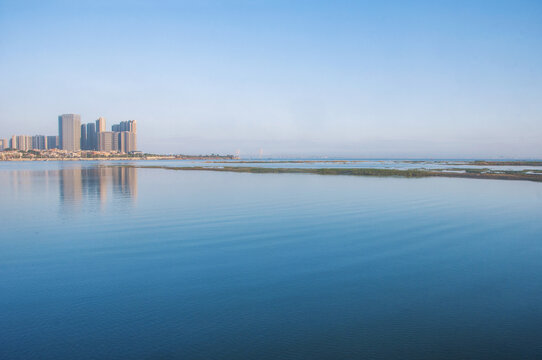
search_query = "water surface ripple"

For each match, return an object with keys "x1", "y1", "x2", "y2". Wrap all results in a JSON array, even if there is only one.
[{"x1": 1, "y1": 162, "x2": 542, "y2": 359}]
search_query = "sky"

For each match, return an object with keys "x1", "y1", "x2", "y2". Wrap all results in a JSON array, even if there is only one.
[{"x1": 0, "y1": 0, "x2": 541, "y2": 158}]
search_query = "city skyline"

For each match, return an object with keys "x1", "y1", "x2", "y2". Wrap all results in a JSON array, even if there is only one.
[{"x1": 1, "y1": 114, "x2": 137, "y2": 153}]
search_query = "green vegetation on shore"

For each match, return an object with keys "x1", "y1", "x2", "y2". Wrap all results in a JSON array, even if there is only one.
[{"x1": 120, "y1": 165, "x2": 542, "y2": 182}]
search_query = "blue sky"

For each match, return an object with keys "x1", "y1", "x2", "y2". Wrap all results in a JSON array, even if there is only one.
[{"x1": 1, "y1": 0, "x2": 541, "y2": 157}]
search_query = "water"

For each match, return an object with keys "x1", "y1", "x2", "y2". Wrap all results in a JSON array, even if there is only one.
[
  {"x1": 132, "y1": 159, "x2": 542, "y2": 171},
  {"x1": 1, "y1": 161, "x2": 542, "y2": 359},
  {"x1": 3, "y1": 158, "x2": 540, "y2": 172}
]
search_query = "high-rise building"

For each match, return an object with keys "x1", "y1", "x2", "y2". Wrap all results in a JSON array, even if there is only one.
[
  {"x1": 109, "y1": 120, "x2": 137, "y2": 153},
  {"x1": 58, "y1": 114, "x2": 81, "y2": 151},
  {"x1": 96, "y1": 117, "x2": 106, "y2": 133},
  {"x1": 97, "y1": 131, "x2": 118, "y2": 152},
  {"x1": 0, "y1": 139, "x2": 8, "y2": 150},
  {"x1": 10, "y1": 135, "x2": 17, "y2": 149},
  {"x1": 86, "y1": 123, "x2": 96, "y2": 150},
  {"x1": 32, "y1": 135, "x2": 47, "y2": 150},
  {"x1": 120, "y1": 120, "x2": 137, "y2": 133},
  {"x1": 81, "y1": 125, "x2": 87, "y2": 150},
  {"x1": 119, "y1": 131, "x2": 137, "y2": 153},
  {"x1": 112, "y1": 132, "x2": 119, "y2": 151},
  {"x1": 16, "y1": 136, "x2": 23, "y2": 150},
  {"x1": 14, "y1": 135, "x2": 32, "y2": 151},
  {"x1": 47, "y1": 136, "x2": 59, "y2": 149}
]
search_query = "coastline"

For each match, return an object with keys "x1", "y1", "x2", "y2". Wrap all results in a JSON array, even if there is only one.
[
  {"x1": 121, "y1": 165, "x2": 542, "y2": 183},
  {"x1": 2, "y1": 155, "x2": 541, "y2": 166},
  {"x1": 0, "y1": 155, "x2": 237, "y2": 162}
]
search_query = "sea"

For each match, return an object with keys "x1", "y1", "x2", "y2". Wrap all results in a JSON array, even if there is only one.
[{"x1": 1, "y1": 160, "x2": 542, "y2": 359}]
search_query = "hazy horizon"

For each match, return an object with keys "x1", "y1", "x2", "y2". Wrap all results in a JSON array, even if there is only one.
[{"x1": 1, "y1": 0, "x2": 541, "y2": 158}]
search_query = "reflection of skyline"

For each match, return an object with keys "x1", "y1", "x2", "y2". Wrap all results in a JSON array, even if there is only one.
[
  {"x1": 5, "y1": 166, "x2": 138, "y2": 214},
  {"x1": 59, "y1": 166, "x2": 137, "y2": 211}
]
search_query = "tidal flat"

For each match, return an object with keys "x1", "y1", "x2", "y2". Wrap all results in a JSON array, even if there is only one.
[{"x1": 122, "y1": 164, "x2": 542, "y2": 182}]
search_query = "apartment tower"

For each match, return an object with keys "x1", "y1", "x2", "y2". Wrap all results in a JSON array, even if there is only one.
[
  {"x1": 81, "y1": 125, "x2": 87, "y2": 150},
  {"x1": 96, "y1": 117, "x2": 106, "y2": 133},
  {"x1": 47, "y1": 136, "x2": 59, "y2": 149},
  {"x1": 58, "y1": 114, "x2": 81, "y2": 151},
  {"x1": 86, "y1": 122, "x2": 96, "y2": 150}
]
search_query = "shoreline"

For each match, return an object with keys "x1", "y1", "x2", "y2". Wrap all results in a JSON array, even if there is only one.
[
  {"x1": 120, "y1": 165, "x2": 542, "y2": 183},
  {"x1": 0, "y1": 156, "x2": 237, "y2": 162},
  {"x1": 2, "y1": 157, "x2": 542, "y2": 166}
]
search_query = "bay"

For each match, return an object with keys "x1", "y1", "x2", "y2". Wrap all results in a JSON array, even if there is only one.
[{"x1": 1, "y1": 161, "x2": 542, "y2": 359}]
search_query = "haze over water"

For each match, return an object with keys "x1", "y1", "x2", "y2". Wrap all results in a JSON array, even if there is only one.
[{"x1": 1, "y1": 161, "x2": 542, "y2": 359}]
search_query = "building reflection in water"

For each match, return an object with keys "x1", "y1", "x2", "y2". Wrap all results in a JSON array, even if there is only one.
[{"x1": 59, "y1": 166, "x2": 137, "y2": 211}]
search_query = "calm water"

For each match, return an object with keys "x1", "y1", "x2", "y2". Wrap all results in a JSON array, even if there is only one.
[{"x1": 1, "y1": 161, "x2": 542, "y2": 359}]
